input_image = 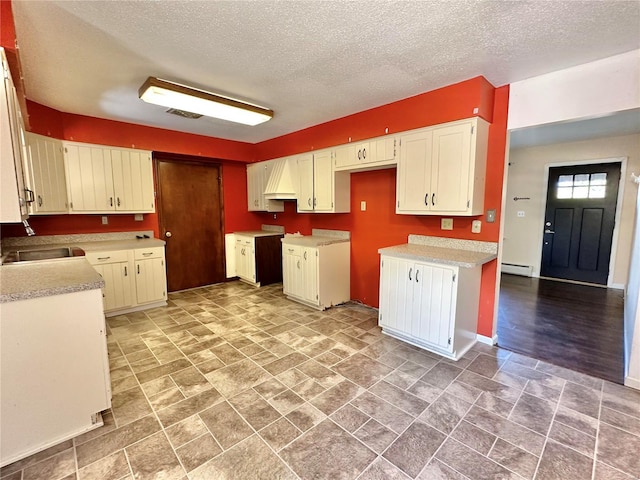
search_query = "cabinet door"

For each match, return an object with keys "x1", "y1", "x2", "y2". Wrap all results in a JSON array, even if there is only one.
[
  {"x1": 396, "y1": 130, "x2": 432, "y2": 213},
  {"x1": 302, "y1": 247, "x2": 318, "y2": 304},
  {"x1": 93, "y1": 262, "x2": 133, "y2": 311},
  {"x1": 27, "y1": 135, "x2": 67, "y2": 214},
  {"x1": 297, "y1": 154, "x2": 314, "y2": 211},
  {"x1": 0, "y1": 63, "x2": 30, "y2": 222},
  {"x1": 246, "y1": 163, "x2": 261, "y2": 211},
  {"x1": 354, "y1": 142, "x2": 369, "y2": 164},
  {"x1": 112, "y1": 149, "x2": 154, "y2": 212},
  {"x1": 65, "y1": 144, "x2": 114, "y2": 212},
  {"x1": 412, "y1": 263, "x2": 455, "y2": 351},
  {"x1": 333, "y1": 144, "x2": 355, "y2": 169},
  {"x1": 379, "y1": 256, "x2": 413, "y2": 333},
  {"x1": 135, "y1": 257, "x2": 167, "y2": 304},
  {"x1": 282, "y1": 249, "x2": 302, "y2": 297},
  {"x1": 372, "y1": 136, "x2": 396, "y2": 163},
  {"x1": 313, "y1": 151, "x2": 333, "y2": 211},
  {"x1": 431, "y1": 122, "x2": 472, "y2": 213}
]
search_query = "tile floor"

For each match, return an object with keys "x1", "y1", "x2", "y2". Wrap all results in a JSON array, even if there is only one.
[{"x1": 2, "y1": 281, "x2": 640, "y2": 480}]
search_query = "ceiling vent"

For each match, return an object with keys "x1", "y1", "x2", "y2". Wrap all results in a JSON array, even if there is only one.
[{"x1": 166, "y1": 108, "x2": 203, "y2": 119}]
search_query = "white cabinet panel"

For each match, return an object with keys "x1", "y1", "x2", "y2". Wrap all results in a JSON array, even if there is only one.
[
  {"x1": 297, "y1": 154, "x2": 314, "y2": 212},
  {"x1": 0, "y1": 48, "x2": 30, "y2": 223},
  {"x1": 313, "y1": 151, "x2": 333, "y2": 211},
  {"x1": 64, "y1": 142, "x2": 154, "y2": 214},
  {"x1": 247, "y1": 160, "x2": 284, "y2": 212},
  {"x1": 333, "y1": 135, "x2": 397, "y2": 172},
  {"x1": 235, "y1": 237, "x2": 256, "y2": 283},
  {"x1": 379, "y1": 254, "x2": 479, "y2": 360},
  {"x1": 136, "y1": 257, "x2": 167, "y2": 305},
  {"x1": 92, "y1": 262, "x2": 133, "y2": 311},
  {"x1": 24, "y1": 133, "x2": 68, "y2": 214},
  {"x1": 282, "y1": 240, "x2": 349, "y2": 310},
  {"x1": 396, "y1": 117, "x2": 488, "y2": 216}
]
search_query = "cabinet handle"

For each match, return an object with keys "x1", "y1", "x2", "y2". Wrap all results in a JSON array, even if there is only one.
[
  {"x1": 304, "y1": 251, "x2": 307, "y2": 260},
  {"x1": 357, "y1": 149, "x2": 361, "y2": 160},
  {"x1": 97, "y1": 256, "x2": 111, "y2": 260},
  {"x1": 117, "y1": 197, "x2": 121, "y2": 207},
  {"x1": 109, "y1": 197, "x2": 113, "y2": 207},
  {"x1": 137, "y1": 265, "x2": 140, "y2": 274},
  {"x1": 416, "y1": 270, "x2": 420, "y2": 283},
  {"x1": 363, "y1": 148, "x2": 366, "y2": 159},
  {"x1": 297, "y1": 260, "x2": 300, "y2": 269},
  {"x1": 408, "y1": 267, "x2": 412, "y2": 281},
  {"x1": 37, "y1": 195, "x2": 43, "y2": 207},
  {"x1": 313, "y1": 198, "x2": 317, "y2": 207},
  {"x1": 424, "y1": 193, "x2": 428, "y2": 206},
  {"x1": 142, "y1": 252, "x2": 153, "y2": 256},
  {"x1": 432, "y1": 193, "x2": 435, "y2": 206},
  {"x1": 308, "y1": 198, "x2": 311, "y2": 207},
  {"x1": 288, "y1": 248, "x2": 294, "y2": 253},
  {"x1": 124, "y1": 266, "x2": 128, "y2": 276}
]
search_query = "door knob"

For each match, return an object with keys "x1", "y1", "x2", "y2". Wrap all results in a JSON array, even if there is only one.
[{"x1": 165, "y1": 231, "x2": 172, "y2": 238}]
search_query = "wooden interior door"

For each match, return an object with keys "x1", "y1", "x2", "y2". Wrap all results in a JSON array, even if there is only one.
[
  {"x1": 156, "y1": 157, "x2": 225, "y2": 292},
  {"x1": 541, "y1": 162, "x2": 621, "y2": 285}
]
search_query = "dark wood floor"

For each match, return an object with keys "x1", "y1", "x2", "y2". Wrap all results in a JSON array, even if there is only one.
[{"x1": 497, "y1": 273, "x2": 625, "y2": 384}]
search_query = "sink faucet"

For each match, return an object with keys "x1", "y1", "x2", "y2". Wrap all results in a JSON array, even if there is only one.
[{"x1": 22, "y1": 219, "x2": 35, "y2": 236}]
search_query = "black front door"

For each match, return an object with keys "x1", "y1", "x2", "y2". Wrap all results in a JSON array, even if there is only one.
[{"x1": 541, "y1": 162, "x2": 621, "y2": 285}]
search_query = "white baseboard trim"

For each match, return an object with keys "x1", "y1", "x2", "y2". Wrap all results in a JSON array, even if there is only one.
[
  {"x1": 609, "y1": 283, "x2": 625, "y2": 290},
  {"x1": 624, "y1": 376, "x2": 640, "y2": 391},
  {"x1": 476, "y1": 334, "x2": 498, "y2": 346}
]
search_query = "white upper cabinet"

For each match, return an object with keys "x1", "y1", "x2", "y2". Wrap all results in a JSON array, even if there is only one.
[
  {"x1": 334, "y1": 135, "x2": 397, "y2": 172},
  {"x1": 396, "y1": 117, "x2": 488, "y2": 216},
  {"x1": 24, "y1": 133, "x2": 68, "y2": 214},
  {"x1": 111, "y1": 149, "x2": 155, "y2": 212},
  {"x1": 64, "y1": 142, "x2": 155, "y2": 214},
  {"x1": 247, "y1": 160, "x2": 284, "y2": 212},
  {"x1": 296, "y1": 150, "x2": 350, "y2": 213},
  {"x1": 0, "y1": 48, "x2": 30, "y2": 223}
]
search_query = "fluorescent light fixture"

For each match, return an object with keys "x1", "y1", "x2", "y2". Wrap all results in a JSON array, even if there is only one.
[{"x1": 138, "y1": 77, "x2": 273, "y2": 126}]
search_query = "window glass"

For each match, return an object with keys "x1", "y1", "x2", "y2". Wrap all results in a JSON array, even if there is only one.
[
  {"x1": 574, "y1": 174, "x2": 590, "y2": 186},
  {"x1": 590, "y1": 173, "x2": 607, "y2": 185},
  {"x1": 589, "y1": 185, "x2": 606, "y2": 198},
  {"x1": 557, "y1": 187, "x2": 573, "y2": 199},
  {"x1": 558, "y1": 175, "x2": 574, "y2": 187},
  {"x1": 555, "y1": 172, "x2": 607, "y2": 199}
]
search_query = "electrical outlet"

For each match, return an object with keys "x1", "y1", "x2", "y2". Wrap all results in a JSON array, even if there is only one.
[
  {"x1": 471, "y1": 220, "x2": 482, "y2": 233},
  {"x1": 360, "y1": 201, "x2": 366, "y2": 211},
  {"x1": 134, "y1": 214, "x2": 143, "y2": 221},
  {"x1": 441, "y1": 218, "x2": 453, "y2": 230},
  {"x1": 101, "y1": 216, "x2": 108, "y2": 225}
]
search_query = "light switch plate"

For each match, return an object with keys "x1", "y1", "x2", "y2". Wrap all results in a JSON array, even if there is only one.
[
  {"x1": 471, "y1": 220, "x2": 481, "y2": 233},
  {"x1": 517, "y1": 211, "x2": 525, "y2": 218},
  {"x1": 134, "y1": 214, "x2": 143, "y2": 221},
  {"x1": 486, "y1": 209, "x2": 496, "y2": 223},
  {"x1": 101, "y1": 216, "x2": 108, "y2": 225},
  {"x1": 360, "y1": 201, "x2": 366, "y2": 211},
  {"x1": 441, "y1": 218, "x2": 453, "y2": 230}
]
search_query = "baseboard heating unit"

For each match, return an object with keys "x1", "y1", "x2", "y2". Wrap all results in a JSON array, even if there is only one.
[{"x1": 501, "y1": 263, "x2": 533, "y2": 276}]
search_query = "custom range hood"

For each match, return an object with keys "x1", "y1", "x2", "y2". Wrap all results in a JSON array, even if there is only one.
[{"x1": 264, "y1": 158, "x2": 297, "y2": 200}]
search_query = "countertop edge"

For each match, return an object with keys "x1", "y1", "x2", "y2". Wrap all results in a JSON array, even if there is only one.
[{"x1": 378, "y1": 244, "x2": 497, "y2": 268}]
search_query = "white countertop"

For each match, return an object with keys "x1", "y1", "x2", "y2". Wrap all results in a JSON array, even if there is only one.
[
  {"x1": 281, "y1": 235, "x2": 350, "y2": 247},
  {"x1": 233, "y1": 231, "x2": 285, "y2": 238},
  {"x1": 378, "y1": 243, "x2": 497, "y2": 268},
  {"x1": 0, "y1": 237, "x2": 164, "y2": 303},
  {"x1": 0, "y1": 258, "x2": 104, "y2": 303}
]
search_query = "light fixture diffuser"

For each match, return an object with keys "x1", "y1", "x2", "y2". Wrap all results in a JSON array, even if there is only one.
[{"x1": 138, "y1": 77, "x2": 273, "y2": 126}]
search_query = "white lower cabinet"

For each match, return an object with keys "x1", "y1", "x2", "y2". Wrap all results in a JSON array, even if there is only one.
[
  {"x1": 86, "y1": 245, "x2": 167, "y2": 316},
  {"x1": 235, "y1": 237, "x2": 256, "y2": 283},
  {"x1": 282, "y1": 240, "x2": 350, "y2": 310},
  {"x1": 134, "y1": 247, "x2": 167, "y2": 305},
  {"x1": 0, "y1": 287, "x2": 111, "y2": 466},
  {"x1": 378, "y1": 254, "x2": 480, "y2": 360}
]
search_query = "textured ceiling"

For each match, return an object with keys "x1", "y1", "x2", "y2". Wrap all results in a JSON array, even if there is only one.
[{"x1": 11, "y1": 0, "x2": 640, "y2": 143}]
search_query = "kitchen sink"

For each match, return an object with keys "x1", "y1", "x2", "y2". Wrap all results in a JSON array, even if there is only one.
[{"x1": 2, "y1": 247, "x2": 85, "y2": 264}]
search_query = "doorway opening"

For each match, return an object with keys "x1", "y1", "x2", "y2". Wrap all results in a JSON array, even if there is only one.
[
  {"x1": 155, "y1": 155, "x2": 226, "y2": 292},
  {"x1": 541, "y1": 162, "x2": 621, "y2": 286}
]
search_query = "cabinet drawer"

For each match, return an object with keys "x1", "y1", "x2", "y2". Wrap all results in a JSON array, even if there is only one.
[
  {"x1": 134, "y1": 247, "x2": 164, "y2": 260},
  {"x1": 235, "y1": 237, "x2": 253, "y2": 247},
  {"x1": 282, "y1": 244, "x2": 302, "y2": 256},
  {"x1": 86, "y1": 250, "x2": 129, "y2": 264}
]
